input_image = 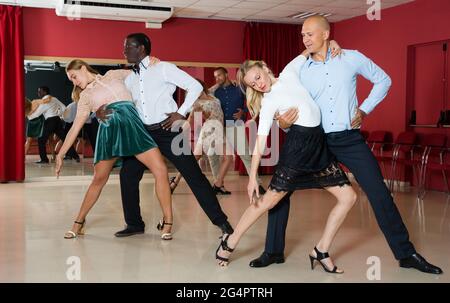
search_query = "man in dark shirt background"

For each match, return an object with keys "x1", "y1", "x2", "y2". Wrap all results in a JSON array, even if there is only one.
[{"x1": 210, "y1": 67, "x2": 263, "y2": 194}]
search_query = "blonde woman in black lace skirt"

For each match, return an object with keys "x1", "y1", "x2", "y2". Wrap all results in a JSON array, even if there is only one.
[{"x1": 215, "y1": 47, "x2": 357, "y2": 274}]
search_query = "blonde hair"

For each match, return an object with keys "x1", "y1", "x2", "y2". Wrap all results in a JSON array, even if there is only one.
[
  {"x1": 237, "y1": 60, "x2": 276, "y2": 119},
  {"x1": 65, "y1": 59, "x2": 99, "y2": 101}
]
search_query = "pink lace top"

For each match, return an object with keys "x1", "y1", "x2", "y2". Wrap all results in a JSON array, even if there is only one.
[{"x1": 76, "y1": 69, "x2": 133, "y2": 118}]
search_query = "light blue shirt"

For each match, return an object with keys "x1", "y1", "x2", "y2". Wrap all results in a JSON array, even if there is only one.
[{"x1": 300, "y1": 49, "x2": 391, "y2": 133}]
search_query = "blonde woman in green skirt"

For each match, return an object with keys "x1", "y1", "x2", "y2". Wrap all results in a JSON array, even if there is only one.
[
  {"x1": 56, "y1": 59, "x2": 173, "y2": 240},
  {"x1": 24, "y1": 98, "x2": 44, "y2": 154},
  {"x1": 24, "y1": 97, "x2": 48, "y2": 155}
]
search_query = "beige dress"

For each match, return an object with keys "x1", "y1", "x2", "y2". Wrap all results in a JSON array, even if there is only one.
[{"x1": 192, "y1": 96, "x2": 233, "y2": 157}]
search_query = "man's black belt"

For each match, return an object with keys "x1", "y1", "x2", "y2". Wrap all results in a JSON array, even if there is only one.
[{"x1": 145, "y1": 118, "x2": 170, "y2": 131}]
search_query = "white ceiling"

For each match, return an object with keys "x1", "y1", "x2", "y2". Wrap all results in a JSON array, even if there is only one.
[
  {"x1": 146, "y1": 0, "x2": 415, "y2": 23},
  {"x1": 1, "y1": 0, "x2": 416, "y2": 23}
]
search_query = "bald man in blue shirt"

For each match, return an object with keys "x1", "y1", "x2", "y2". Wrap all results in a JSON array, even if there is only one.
[{"x1": 249, "y1": 15, "x2": 442, "y2": 275}]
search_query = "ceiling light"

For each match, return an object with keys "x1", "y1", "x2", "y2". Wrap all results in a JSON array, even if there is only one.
[{"x1": 290, "y1": 12, "x2": 332, "y2": 19}]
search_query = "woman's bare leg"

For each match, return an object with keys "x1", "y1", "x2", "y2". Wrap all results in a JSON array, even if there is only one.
[
  {"x1": 216, "y1": 189, "x2": 288, "y2": 266},
  {"x1": 24, "y1": 137, "x2": 32, "y2": 155},
  {"x1": 135, "y1": 148, "x2": 173, "y2": 236},
  {"x1": 49, "y1": 136, "x2": 57, "y2": 162},
  {"x1": 54, "y1": 139, "x2": 63, "y2": 155},
  {"x1": 310, "y1": 185, "x2": 357, "y2": 273},
  {"x1": 65, "y1": 158, "x2": 116, "y2": 236},
  {"x1": 213, "y1": 155, "x2": 233, "y2": 188}
]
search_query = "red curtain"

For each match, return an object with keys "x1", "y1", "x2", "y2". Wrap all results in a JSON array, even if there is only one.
[
  {"x1": 236, "y1": 22, "x2": 303, "y2": 175},
  {"x1": 0, "y1": 6, "x2": 25, "y2": 182}
]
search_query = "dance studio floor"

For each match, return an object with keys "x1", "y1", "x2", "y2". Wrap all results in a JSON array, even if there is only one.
[{"x1": 1, "y1": 157, "x2": 449, "y2": 283}]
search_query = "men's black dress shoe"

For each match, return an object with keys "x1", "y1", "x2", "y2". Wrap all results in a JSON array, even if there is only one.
[
  {"x1": 213, "y1": 185, "x2": 231, "y2": 195},
  {"x1": 35, "y1": 160, "x2": 49, "y2": 164},
  {"x1": 219, "y1": 221, "x2": 234, "y2": 235},
  {"x1": 114, "y1": 227, "x2": 145, "y2": 237},
  {"x1": 399, "y1": 253, "x2": 443, "y2": 274},
  {"x1": 249, "y1": 252, "x2": 285, "y2": 268}
]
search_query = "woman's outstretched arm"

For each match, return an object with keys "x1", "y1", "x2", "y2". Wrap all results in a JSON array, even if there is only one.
[
  {"x1": 247, "y1": 135, "x2": 268, "y2": 203},
  {"x1": 55, "y1": 111, "x2": 89, "y2": 177}
]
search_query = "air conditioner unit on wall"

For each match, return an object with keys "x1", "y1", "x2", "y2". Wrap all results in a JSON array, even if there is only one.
[{"x1": 55, "y1": 0, "x2": 173, "y2": 28}]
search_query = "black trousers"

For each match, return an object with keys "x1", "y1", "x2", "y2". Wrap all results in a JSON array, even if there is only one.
[
  {"x1": 63, "y1": 119, "x2": 98, "y2": 154},
  {"x1": 38, "y1": 116, "x2": 78, "y2": 161},
  {"x1": 264, "y1": 129, "x2": 416, "y2": 260},
  {"x1": 119, "y1": 126, "x2": 229, "y2": 229}
]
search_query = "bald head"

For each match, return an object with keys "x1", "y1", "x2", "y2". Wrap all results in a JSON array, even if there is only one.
[
  {"x1": 303, "y1": 15, "x2": 330, "y2": 32},
  {"x1": 301, "y1": 15, "x2": 330, "y2": 54}
]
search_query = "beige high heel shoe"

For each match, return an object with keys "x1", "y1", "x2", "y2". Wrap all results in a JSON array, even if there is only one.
[
  {"x1": 156, "y1": 219, "x2": 173, "y2": 240},
  {"x1": 64, "y1": 220, "x2": 86, "y2": 239}
]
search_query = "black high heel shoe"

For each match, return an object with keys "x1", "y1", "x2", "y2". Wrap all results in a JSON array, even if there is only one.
[
  {"x1": 169, "y1": 177, "x2": 178, "y2": 194},
  {"x1": 156, "y1": 219, "x2": 173, "y2": 240},
  {"x1": 309, "y1": 246, "x2": 343, "y2": 274},
  {"x1": 215, "y1": 234, "x2": 234, "y2": 266}
]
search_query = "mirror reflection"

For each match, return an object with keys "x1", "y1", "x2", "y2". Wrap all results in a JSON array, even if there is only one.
[{"x1": 24, "y1": 60, "x2": 239, "y2": 180}]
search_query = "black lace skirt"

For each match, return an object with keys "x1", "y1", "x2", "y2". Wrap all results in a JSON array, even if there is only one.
[{"x1": 269, "y1": 125, "x2": 350, "y2": 192}]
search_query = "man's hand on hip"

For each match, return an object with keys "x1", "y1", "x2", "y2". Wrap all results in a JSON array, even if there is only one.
[
  {"x1": 95, "y1": 104, "x2": 113, "y2": 122},
  {"x1": 275, "y1": 107, "x2": 298, "y2": 129},
  {"x1": 351, "y1": 108, "x2": 367, "y2": 129},
  {"x1": 233, "y1": 108, "x2": 244, "y2": 120},
  {"x1": 162, "y1": 112, "x2": 186, "y2": 130}
]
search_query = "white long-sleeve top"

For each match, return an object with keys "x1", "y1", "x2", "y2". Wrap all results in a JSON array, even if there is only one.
[
  {"x1": 27, "y1": 95, "x2": 66, "y2": 120},
  {"x1": 125, "y1": 56, "x2": 203, "y2": 125},
  {"x1": 258, "y1": 55, "x2": 322, "y2": 136}
]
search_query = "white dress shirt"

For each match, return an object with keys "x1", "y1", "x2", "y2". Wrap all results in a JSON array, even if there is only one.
[
  {"x1": 27, "y1": 95, "x2": 66, "y2": 120},
  {"x1": 258, "y1": 55, "x2": 322, "y2": 136},
  {"x1": 125, "y1": 56, "x2": 203, "y2": 125}
]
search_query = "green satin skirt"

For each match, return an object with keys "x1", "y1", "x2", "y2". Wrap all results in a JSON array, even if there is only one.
[
  {"x1": 26, "y1": 115, "x2": 45, "y2": 138},
  {"x1": 94, "y1": 101, "x2": 157, "y2": 165}
]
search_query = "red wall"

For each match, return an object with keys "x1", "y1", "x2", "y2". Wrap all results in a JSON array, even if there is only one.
[
  {"x1": 23, "y1": 7, "x2": 245, "y2": 63},
  {"x1": 334, "y1": 0, "x2": 450, "y2": 138},
  {"x1": 334, "y1": 0, "x2": 450, "y2": 190},
  {"x1": 22, "y1": 3, "x2": 450, "y2": 191}
]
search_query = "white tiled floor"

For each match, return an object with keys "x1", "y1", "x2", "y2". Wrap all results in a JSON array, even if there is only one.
[{"x1": 1, "y1": 158, "x2": 449, "y2": 282}]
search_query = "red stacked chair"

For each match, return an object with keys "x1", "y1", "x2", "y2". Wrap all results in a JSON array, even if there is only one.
[
  {"x1": 441, "y1": 144, "x2": 450, "y2": 195},
  {"x1": 366, "y1": 131, "x2": 391, "y2": 179},
  {"x1": 388, "y1": 131, "x2": 417, "y2": 192},
  {"x1": 417, "y1": 133, "x2": 447, "y2": 198},
  {"x1": 360, "y1": 130, "x2": 370, "y2": 142}
]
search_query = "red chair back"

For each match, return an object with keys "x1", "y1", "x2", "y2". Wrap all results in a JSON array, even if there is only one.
[
  {"x1": 367, "y1": 131, "x2": 389, "y2": 154},
  {"x1": 367, "y1": 131, "x2": 388, "y2": 143},
  {"x1": 395, "y1": 131, "x2": 417, "y2": 153},
  {"x1": 421, "y1": 133, "x2": 447, "y2": 147},
  {"x1": 360, "y1": 130, "x2": 369, "y2": 140},
  {"x1": 418, "y1": 133, "x2": 446, "y2": 159}
]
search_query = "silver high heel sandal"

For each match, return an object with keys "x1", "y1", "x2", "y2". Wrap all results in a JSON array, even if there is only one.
[
  {"x1": 156, "y1": 219, "x2": 173, "y2": 240},
  {"x1": 64, "y1": 220, "x2": 86, "y2": 239}
]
